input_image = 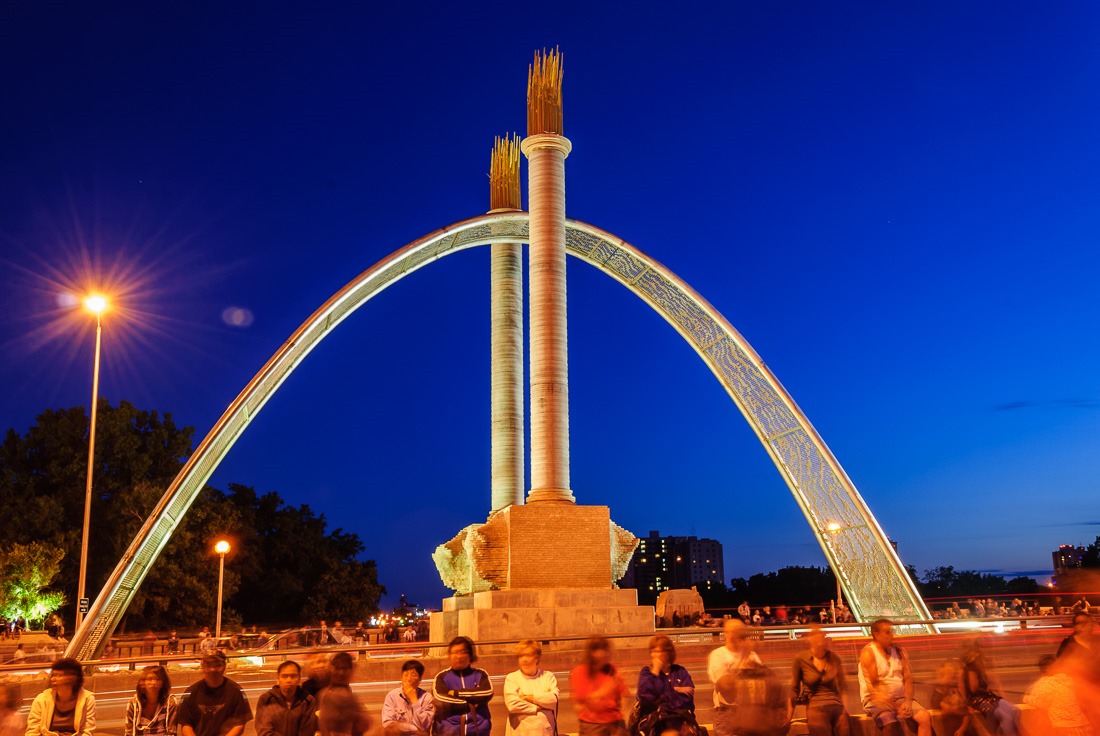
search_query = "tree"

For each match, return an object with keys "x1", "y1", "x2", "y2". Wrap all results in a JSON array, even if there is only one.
[
  {"x1": 1082, "y1": 536, "x2": 1100, "y2": 567},
  {"x1": 1, "y1": 402, "x2": 386, "y2": 631},
  {"x1": 697, "y1": 581, "x2": 736, "y2": 609},
  {"x1": 920, "y1": 566, "x2": 957, "y2": 598},
  {"x1": 1004, "y1": 577, "x2": 1044, "y2": 595},
  {"x1": 0, "y1": 542, "x2": 66, "y2": 627},
  {"x1": 0, "y1": 400, "x2": 194, "y2": 618},
  {"x1": 213, "y1": 483, "x2": 385, "y2": 626},
  {"x1": 728, "y1": 566, "x2": 837, "y2": 607}
]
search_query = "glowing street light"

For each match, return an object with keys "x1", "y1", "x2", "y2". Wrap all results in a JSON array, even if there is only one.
[
  {"x1": 75, "y1": 293, "x2": 108, "y2": 632},
  {"x1": 214, "y1": 540, "x2": 231, "y2": 639}
]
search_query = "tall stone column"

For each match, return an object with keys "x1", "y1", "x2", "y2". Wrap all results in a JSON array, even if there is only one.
[
  {"x1": 489, "y1": 135, "x2": 525, "y2": 512},
  {"x1": 523, "y1": 48, "x2": 574, "y2": 504},
  {"x1": 431, "y1": 50, "x2": 641, "y2": 627}
]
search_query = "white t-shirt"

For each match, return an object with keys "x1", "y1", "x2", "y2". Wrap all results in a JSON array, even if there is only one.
[{"x1": 707, "y1": 646, "x2": 763, "y2": 706}]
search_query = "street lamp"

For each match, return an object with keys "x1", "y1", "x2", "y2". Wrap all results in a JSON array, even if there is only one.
[
  {"x1": 825, "y1": 522, "x2": 843, "y2": 622},
  {"x1": 214, "y1": 540, "x2": 230, "y2": 639},
  {"x1": 75, "y1": 293, "x2": 108, "y2": 632}
]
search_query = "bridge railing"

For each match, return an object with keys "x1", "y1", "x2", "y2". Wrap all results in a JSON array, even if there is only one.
[{"x1": 0, "y1": 613, "x2": 1073, "y2": 678}]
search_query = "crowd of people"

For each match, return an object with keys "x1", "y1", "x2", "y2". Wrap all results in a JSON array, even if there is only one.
[
  {"x1": 1, "y1": 612, "x2": 1098, "y2": 736},
  {"x1": 92, "y1": 618, "x2": 429, "y2": 661},
  {"x1": 729, "y1": 602, "x2": 857, "y2": 627},
  {"x1": 0, "y1": 618, "x2": 27, "y2": 640},
  {"x1": 932, "y1": 598, "x2": 1091, "y2": 620}
]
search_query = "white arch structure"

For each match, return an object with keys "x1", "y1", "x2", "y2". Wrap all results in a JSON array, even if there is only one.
[{"x1": 67, "y1": 212, "x2": 930, "y2": 659}]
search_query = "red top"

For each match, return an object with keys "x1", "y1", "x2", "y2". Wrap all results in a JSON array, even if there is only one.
[{"x1": 570, "y1": 664, "x2": 627, "y2": 724}]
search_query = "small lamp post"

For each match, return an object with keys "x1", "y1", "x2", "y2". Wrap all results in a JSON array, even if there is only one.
[
  {"x1": 826, "y1": 522, "x2": 843, "y2": 622},
  {"x1": 214, "y1": 540, "x2": 230, "y2": 639}
]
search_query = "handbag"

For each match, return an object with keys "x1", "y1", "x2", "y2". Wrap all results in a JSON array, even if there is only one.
[{"x1": 967, "y1": 692, "x2": 999, "y2": 715}]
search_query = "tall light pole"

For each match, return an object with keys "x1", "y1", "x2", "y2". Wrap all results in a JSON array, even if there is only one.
[
  {"x1": 75, "y1": 294, "x2": 107, "y2": 632},
  {"x1": 826, "y1": 522, "x2": 843, "y2": 622},
  {"x1": 214, "y1": 540, "x2": 230, "y2": 639}
]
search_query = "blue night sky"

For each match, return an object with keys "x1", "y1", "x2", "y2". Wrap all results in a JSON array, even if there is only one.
[{"x1": 2, "y1": 2, "x2": 1098, "y2": 609}]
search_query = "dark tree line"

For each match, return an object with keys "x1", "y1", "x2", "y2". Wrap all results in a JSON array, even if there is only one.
[
  {"x1": 0, "y1": 400, "x2": 384, "y2": 631},
  {"x1": 690, "y1": 564, "x2": 1049, "y2": 610},
  {"x1": 913, "y1": 565, "x2": 1044, "y2": 599}
]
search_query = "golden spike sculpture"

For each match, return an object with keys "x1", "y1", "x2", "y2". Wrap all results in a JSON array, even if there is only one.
[
  {"x1": 527, "y1": 47, "x2": 564, "y2": 136},
  {"x1": 489, "y1": 134, "x2": 522, "y2": 211}
]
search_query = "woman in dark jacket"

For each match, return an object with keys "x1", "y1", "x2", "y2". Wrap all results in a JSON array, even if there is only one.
[
  {"x1": 788, "y1": 625, "x2": 850, "y2": 736},
  {"x1": 634, "y1": 635, "x2": 695, "y2": 736}
]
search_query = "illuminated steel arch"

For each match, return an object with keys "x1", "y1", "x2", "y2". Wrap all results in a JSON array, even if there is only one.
[{"x1": 67, "y1": 212, "x2": 929, "y2": 659}]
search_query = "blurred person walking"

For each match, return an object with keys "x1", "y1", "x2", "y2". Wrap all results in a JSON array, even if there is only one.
[
  {"x1": 317, "y1": 652, "x2": 370, "y2": 736},
  {"x1": 571, "y1": 637, "x2": 628, "y2": 736},
  {"x1": 1024, "y1": 654, "x2": 1093, "y2": 736},
  {"x1": 0, "y1": 685, "x2": 23, "y2": 736},
  {"x1": 958, "y1": 639, "x2": 1020, "y2": 736},
  {"x1": 708, "y1": 619, "x2": 764, "y2": 736}
]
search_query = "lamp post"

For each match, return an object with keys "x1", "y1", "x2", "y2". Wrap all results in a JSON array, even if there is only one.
[
  {"x1": 75, "y1": 294, "x2": 107, "y2": 632},
  {"x1": 214, "y1": 540, "x2": 230, "y2": 639},
  {"x1": 826, "y1": 522, "x2": 843, "y2": 622}
]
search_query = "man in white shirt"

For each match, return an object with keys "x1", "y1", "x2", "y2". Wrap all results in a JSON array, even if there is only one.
[
  {"x1": 707, "y1": 619, "x2": 764, "y2": 736},
  {"x1": 858, "y1": 619, "x2": 930, "y2": 736}
]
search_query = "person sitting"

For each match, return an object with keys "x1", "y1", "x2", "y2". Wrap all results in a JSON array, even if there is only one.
[
  {"x1": 26, "y1": 658, "x2": 96, "y2": 736},
  {"x1": 432, "y1": 637, "x2": 493, "y2": 736},
  {"x1": 958, "y1": 639, "x2": 1020, "y2": 736},
  {"x1": 382, "y1": 660, "x2": 433, "y2": 736},
  {"x1": 255, "y1": 661, "x2": 317, "y2": 736},
  {"x1": 633, "y1": 635, "x2": 695, "y2": 736},
  {"x1": 571, "y1": 637, "x2": 628, "y2": 736},
  {"x1": 125, "y1": 665, "x2": 178, "y2": 736},
  {"x1": 858, "y1": 620, "x2": 931, "y2": 736},
  {"x1": 504, "y1": 640, "x2": 558, "y2": 736},
  {"x1": 788, "y1": 625, "x2": 849, "y2": 736}
]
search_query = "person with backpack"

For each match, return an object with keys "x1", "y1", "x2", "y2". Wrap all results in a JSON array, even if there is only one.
[{"x1": 708, "y1": 620, "x2": 773, "y2": 736}]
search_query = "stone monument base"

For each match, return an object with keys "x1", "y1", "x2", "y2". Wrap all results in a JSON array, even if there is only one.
[
  {"x1": 433, "y1": 502, "x2": 639, "y2": 594},
  {"x1": 430, "y1": 588, "x2": 654, "y2": 646}
]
